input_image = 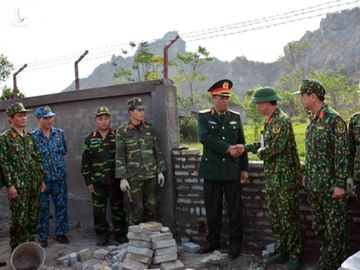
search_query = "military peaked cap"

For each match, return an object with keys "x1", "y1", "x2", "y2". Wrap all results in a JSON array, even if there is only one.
[{"x1": 207, "y1": 79, "x2": 233, "y2": 96}]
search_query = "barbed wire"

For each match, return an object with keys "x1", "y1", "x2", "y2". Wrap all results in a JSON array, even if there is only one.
[{"x1": 13, "y1": 0, "x2": 359, "y2": 72}]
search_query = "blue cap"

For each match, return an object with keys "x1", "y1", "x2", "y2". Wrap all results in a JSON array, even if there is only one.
[{"x1": 35, "y1": 106, "x2": 56, "y2": 119}]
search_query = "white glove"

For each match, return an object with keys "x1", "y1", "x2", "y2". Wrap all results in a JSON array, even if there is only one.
[
  {"x1": 157, "y1": 173, "x2": 165, "y2": 187},
  {"x1": 120, "y1": 179, "x2": 130, "y2": 192}
]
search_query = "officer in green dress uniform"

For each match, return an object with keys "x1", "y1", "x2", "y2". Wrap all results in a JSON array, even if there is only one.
[
  {"x1": 294, "y1": 79, "x2": 349, "y2": 270},
  {"x1": 197, "y1": 79, "x2": 249, "y2": 259}
]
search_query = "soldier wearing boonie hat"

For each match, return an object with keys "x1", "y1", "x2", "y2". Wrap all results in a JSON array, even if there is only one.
[
  {"x1": 33, "y1": 105, "x2": 69, "y2": 247},
  {"x1": 246, "y1": 86, "x2": 303, "y2": 269},
  {"x1": 81, "y1": 106, "x2": 127, "y2": 246},
  {"x1": 0, "y1": 102, "x2": 45, "y2": 251},
  {"x1": 116, "y1": 97, "x2": 166, "y2": 226},
  {"x1": 197, "y1": 79, "x2": 248, "y2": 260},
  {"x1": 295, "y1": 79, "x2": 349, "y2": 269}
]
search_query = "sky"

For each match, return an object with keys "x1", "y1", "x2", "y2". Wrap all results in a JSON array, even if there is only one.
[{"x1": 1, "y1": 0, "x2": 359, "y2": 97}]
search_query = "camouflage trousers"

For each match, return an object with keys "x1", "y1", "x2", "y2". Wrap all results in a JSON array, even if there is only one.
[
  {"x1": 308, "y1": 190, "x2": 347, "y2": 270},
  {"x1": 37, "y1": 178, "x2": 69, "y2": 241},
  {"x1": 266, "y1": 182, "x2": 303, "y2": 259},
  {"x1": 91, "y1": 183, "x2": 127, "y2": 237},
  {"x1": 126, "y1": 177, "x2": 157, "y2": 226},
  {"x1": 9, "y1": 185, "x2": 41, "y2": 249}
]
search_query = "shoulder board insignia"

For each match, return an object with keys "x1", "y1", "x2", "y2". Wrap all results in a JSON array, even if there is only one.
[
  {"x1": 199, "y1": 108, "x2": 211, "y2": 114},
  {"x1": 228, "y1": 109, "x2": 240, "y2": 115}
]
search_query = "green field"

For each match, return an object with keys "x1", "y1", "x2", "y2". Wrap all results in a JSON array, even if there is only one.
[{"x1": 181, "y1": 122, "x2": 307, "y2": 161}]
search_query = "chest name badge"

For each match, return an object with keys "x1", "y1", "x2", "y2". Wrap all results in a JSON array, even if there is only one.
[{"x1": 229, "y1": 121, "x2": 237, "y2": 125}]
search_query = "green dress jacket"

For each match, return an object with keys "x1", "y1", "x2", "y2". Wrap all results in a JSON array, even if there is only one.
[{"x1": 198, "y1": 108, "x2": 248, "y2": 180}]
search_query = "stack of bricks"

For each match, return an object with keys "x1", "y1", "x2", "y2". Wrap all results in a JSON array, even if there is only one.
[{"x1": 123, "y1": 221, "x2": 184, "y2": 270}]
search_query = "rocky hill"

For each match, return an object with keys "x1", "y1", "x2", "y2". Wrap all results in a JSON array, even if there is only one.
[{"x1": 65, "y1": 7, "x2": 360, "y2": 97}]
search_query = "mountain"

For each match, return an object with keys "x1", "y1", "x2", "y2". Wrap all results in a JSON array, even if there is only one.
[{"x1": 65, "y1": 8, "x2": 360, "y2": 97}]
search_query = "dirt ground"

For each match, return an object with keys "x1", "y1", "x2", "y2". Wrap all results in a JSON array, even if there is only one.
[{"x1": 0, "y1": 222, "x2": 318, "y2": 270}]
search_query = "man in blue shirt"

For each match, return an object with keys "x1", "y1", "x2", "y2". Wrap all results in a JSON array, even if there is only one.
[{"x1": 33, "y1": 105, "x2": 69, "y2": 247}]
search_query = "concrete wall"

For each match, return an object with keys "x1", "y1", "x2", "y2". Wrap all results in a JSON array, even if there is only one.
[
  {"x1": 0, "y1": 79, "x2": 180, "y2": 229},
  {"x1": 173, "y1": 147, "x2": 360, "y2": 255}
]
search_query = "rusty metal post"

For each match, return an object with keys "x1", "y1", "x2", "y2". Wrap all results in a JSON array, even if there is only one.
[
  {"x1": 13, "y1": 64, "x2": 27, "y2": 98},
  {"x1": 75, "y1": 50, "x2": 89, "y2": 90},
  {"x1": 163, "y1": 35, "x2": 179, "y2": 79}
]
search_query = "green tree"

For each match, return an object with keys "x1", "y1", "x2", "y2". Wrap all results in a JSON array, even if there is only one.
[
  {"x1": 0, "y1": 54, "x2": 25, "y2": 100},
  {"x1": 173, "y1": 46, "x2": 213, "y2": 109},
  {"x1": 1, "y1": 86, "x2": 25, "y2": 100},
  {"x1": 241, "y1": 87, "x2": 265, "y2": 140},
  {"x1": 0, "y1": 54, "x2": 13, "y2": 82},
  {"x1": 308, "y1": 71, "x2": 358, "y2": 118},
  {"x1": 133, "y1": 42, "x2": 162, "y2": 81}
]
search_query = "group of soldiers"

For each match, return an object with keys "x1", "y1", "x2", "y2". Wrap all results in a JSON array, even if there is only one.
[
  {"x1": 0, "y1": 97, "x2": 166, "y2": 267},
  {"x1": 198, "y1": 78, "x2": 357, "y2": 270},
  {"x1": 0, "y1": 79, "x2": 358, "y2": 269}
]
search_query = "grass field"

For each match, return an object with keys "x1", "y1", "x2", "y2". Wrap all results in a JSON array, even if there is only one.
[{"x1": 181, "y1": 122, "x2": 307, "y2": 161}]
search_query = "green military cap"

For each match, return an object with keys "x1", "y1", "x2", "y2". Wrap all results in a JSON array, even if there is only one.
[
  {"x1": 251, "y1": 86, "x2": 282, "y2": 103},
  {"x1": 128, "y1": 97, "x2": 146, "y2": 109},
  {"x1": 6, "y1": 102, "x2": 31, "y2": 117},
  {"x1": 292, "y1": 79, "x2": 325, "y2": 99},
  {"x1": 95, "y1": 106, "x2": 110, "y2": 117},
  {"x1": 207, "y1": 79, "x2": 232, "y2": 96}
]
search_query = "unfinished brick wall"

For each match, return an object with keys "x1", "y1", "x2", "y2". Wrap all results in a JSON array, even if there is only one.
[{"x1": 173, "y1": 147, "x2": 360, "y2": 254}]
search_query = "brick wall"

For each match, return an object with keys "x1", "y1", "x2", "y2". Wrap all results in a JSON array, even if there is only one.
[{"x1": 173, "y1": 147, "x2": 360, "y2": 254}]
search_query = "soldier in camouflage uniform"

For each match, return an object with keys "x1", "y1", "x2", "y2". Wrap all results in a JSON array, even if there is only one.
[
  {"x1": 0, "y1": 102, "x2": 45, "y2": 251},
  {"x1": 33, "y1": 106, "x2": 69, "y2": 247},
  {"x1": 245, "y1": 87, "x2": 302, "y2": 270},
  {"x1": 349, "y1": 110, "x2": 360, "y2": 196},
  {"x1": 197, "y1": 80, "x2": 248, "y2": 260},
  {"x1": 294, "y1": 79, "x2": 349, "y2": 270},
  {"x1": 116, "y1": 97, "x2": 166, "y2": 226},
  {"x1": 81, "y1": 106, "x2": 127, "y2": 246}
]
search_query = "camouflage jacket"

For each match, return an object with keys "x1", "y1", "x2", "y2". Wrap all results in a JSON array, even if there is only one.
[
  {"x1": 246, "y1": 108, "x2": 301, "y2": 184},
  {"x1": 0, "y1": 127, "x2": 44, "y2": 189},
  {"x1": 305, "y1": 104, "x2": 349, "y2": 192},
  {"x1": 115, "y1": 121, "x2": 166, "y2": 180},
  {"x1": 33, "y1": 127, "x2": 67, "y2": 182},
  {"x1": 81, "y1": 128, "x2": 116, "y2": 185},
  {"x1": 349, "y1": 112, "x2": 360, "y2": 182}
]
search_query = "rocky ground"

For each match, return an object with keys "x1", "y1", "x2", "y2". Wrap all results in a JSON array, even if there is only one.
[{"x1": 0, "y1": 222, "x2": 318, "y2": 270}]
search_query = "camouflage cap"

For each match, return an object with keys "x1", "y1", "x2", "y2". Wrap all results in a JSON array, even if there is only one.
[
  {"x1": 252, "y1": 86, "x2": 282, "y2": 103},
  {"x1": 95, "y1": 106, "x2": 111, "y2": 117},
  {"x1": 35, "y1": 105, "x2": 56, "y2": 119},
  {"x1": 128, "y1": 97, "x2": 146, "y2": 109},
  {"x1": 6, "y1": 102, "x2": 31, "y2": 117},
  {"x1": 292, "y1": 79, "x2": 325, "y2": 99}
]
